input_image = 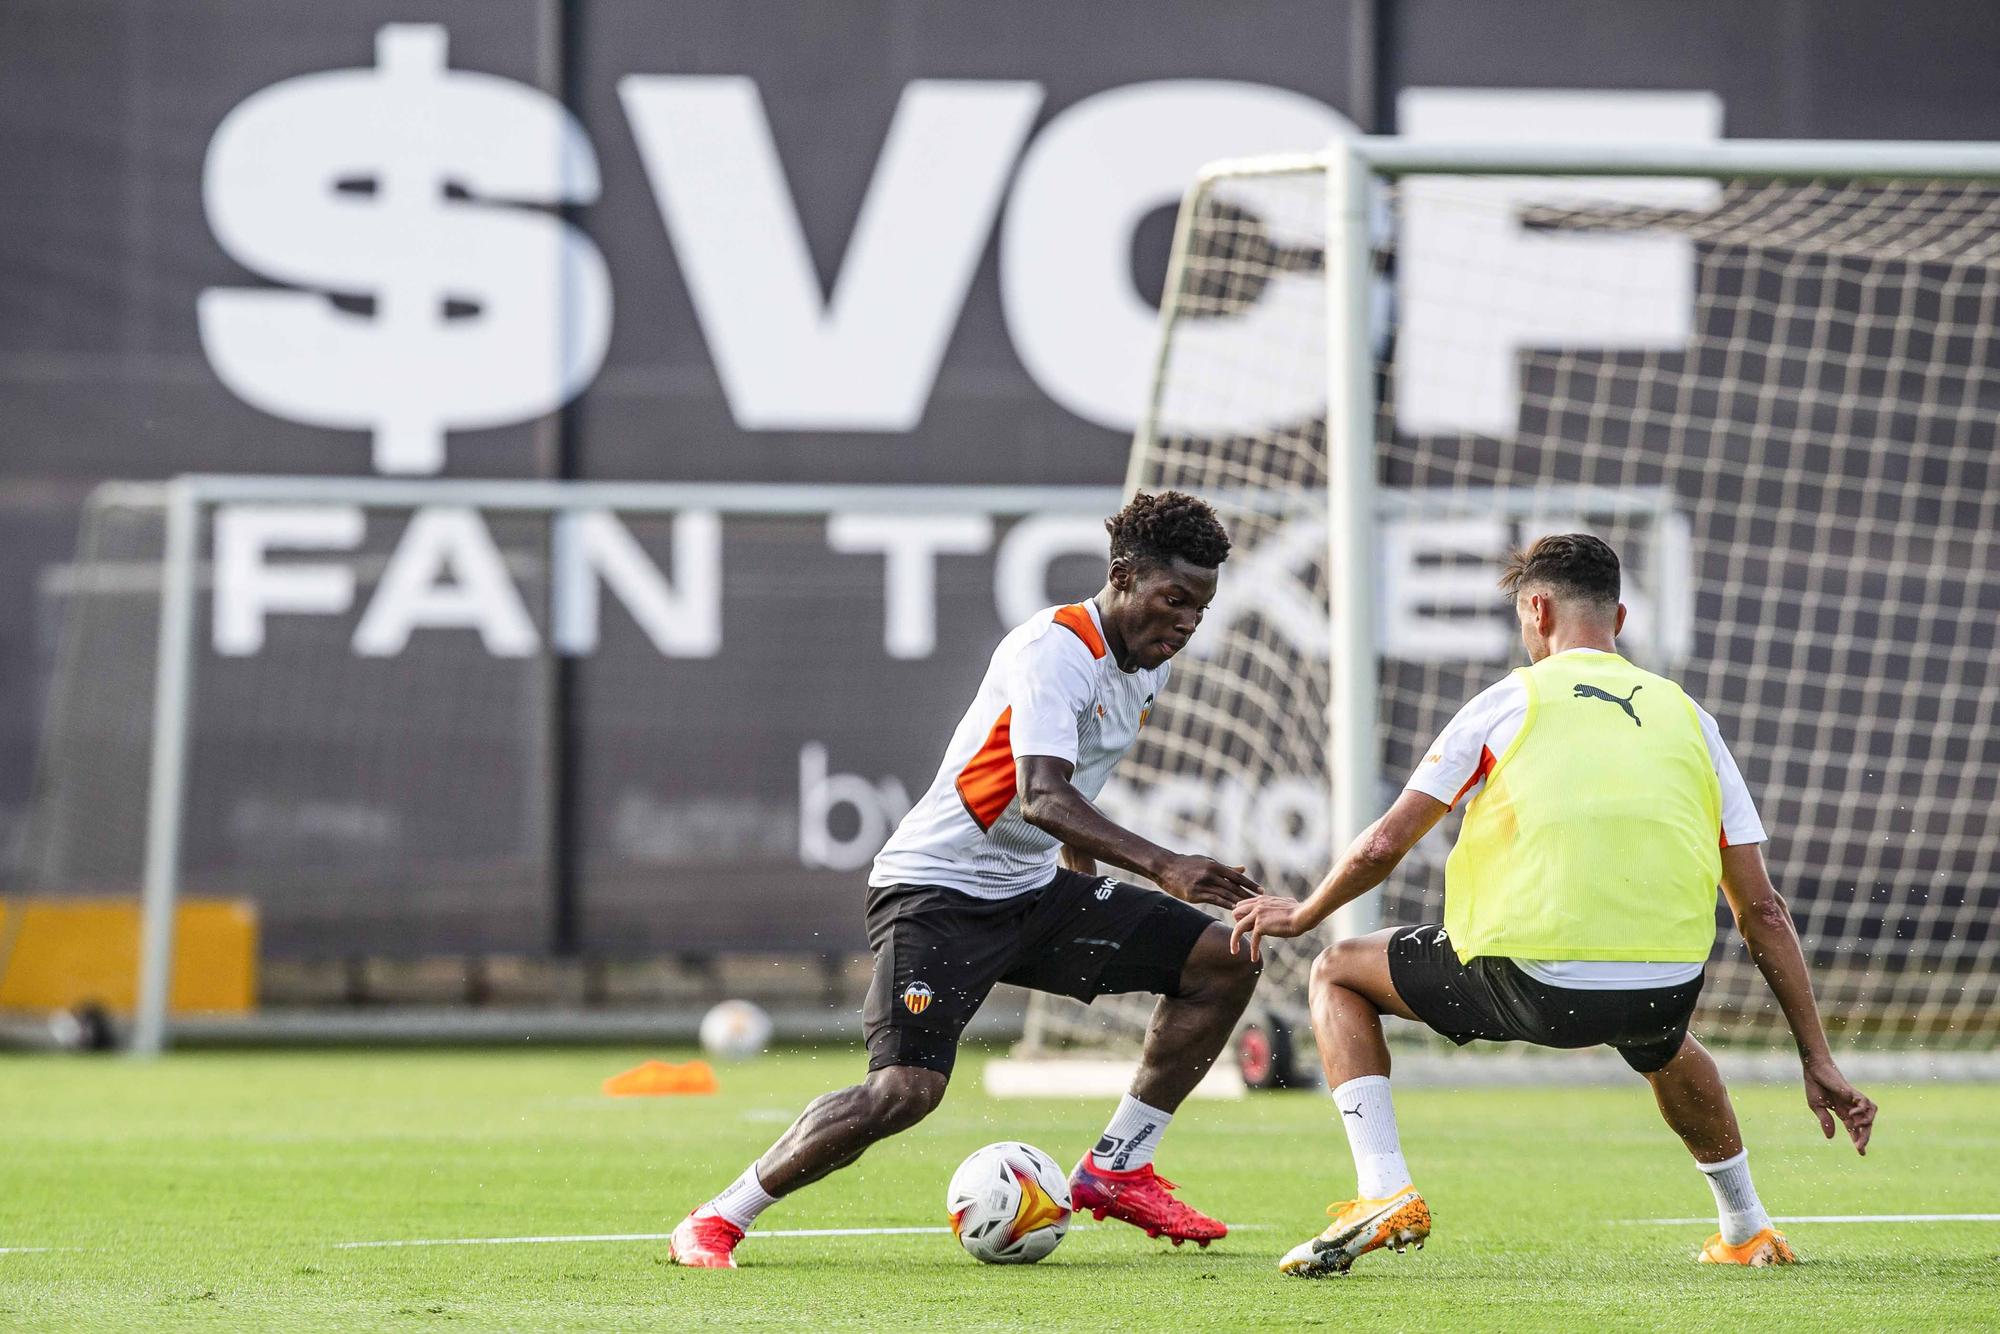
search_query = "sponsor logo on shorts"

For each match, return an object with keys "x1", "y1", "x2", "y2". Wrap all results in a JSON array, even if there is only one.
[
  {"x1": 901, "y1": 981, "x2": 934, "y2": 1015},
  {"x1": 1095, "y1": 878, "x2": 1115, "y2": 902}
]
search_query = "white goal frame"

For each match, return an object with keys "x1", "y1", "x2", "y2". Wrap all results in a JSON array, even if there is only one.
[
  {"x1": 990, "y1": 134, "x2": 2000, "y2": 1088},
  {"x1": 124, "y1": 475, "x2": 1123, "y2": 1055}
]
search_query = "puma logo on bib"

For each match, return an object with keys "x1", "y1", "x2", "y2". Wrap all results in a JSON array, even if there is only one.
[{"x1": 1573, "y1": 682, "x2": 1643, "y2": 727}]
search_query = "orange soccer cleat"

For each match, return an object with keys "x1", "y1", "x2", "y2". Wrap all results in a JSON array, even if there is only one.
[
  {"x1": 667, "y1": 1212, "x2": 746, "y2": 1268},
  {"x1": 1278, "y1": 1187, "x2": 1430, "y2": 1278},
  {"x1": 1698, "y1": 1228, "x2": 1796, "y2": 1266},
  {"x1": 1068, "y1": 1157, "x2": 1227, "y2": 1247}
]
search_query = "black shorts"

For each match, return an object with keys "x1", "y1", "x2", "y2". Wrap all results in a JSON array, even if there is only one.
[
  {"x1": 1387, "y1": 923, "x2": 1704, "y2": 1074},
  {"x1": 862, "y1": 867, "x2": 1214, "y2": 1077}
]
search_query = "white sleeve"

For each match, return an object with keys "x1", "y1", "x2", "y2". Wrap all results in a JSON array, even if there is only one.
[
  {"x1": 1695, "y1": 703, "x2": 1768, "y2": 846},
  {"x1": 1005, "y1": 631, "x2": 1097, "y2": 766},
  {"x1": 1406, "y1": 676, "x2": 1526, "y2": 809}
]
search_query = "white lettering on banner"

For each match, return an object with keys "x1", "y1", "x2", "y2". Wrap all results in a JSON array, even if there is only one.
[
  {"x1": 216, "y1": 503, "x2": 721, "y2": 658},
  {"x1": 1002, "y1": 82, "x2": 1352, "y2": 432},
  {"x1": 213, "y1": 505, "x2": 364, "y2": 655},
  {"x1": 992, "y1": 515, "x2": 1107, "y2": 626},
  {"x1": 1396, "y1": 89, "x2": 1723, "y2": 437},
  {"x1": 205, "y1": 500, "x2": 1688, "y2": 663},
  {"x1": 551, "y1": 509, "x2": 721, "y2": 657},
  {"x1": 198, "y1": 25, "x2": 612, "y2": 475},
  {"x1": 1193, "y1": 505, "x2": 1690, "y2": 666},
  {"x1": 826, "y1": 514, "x2": 995, "y2": 659},
  {"x1": 620, "y1": 76, "x2": 1042, "y2": 431},
  {"x1": 352, "y1": 508, "x2": 538, "y2": 657},
  {"x1": 1377, "y1": 516, "x2": 1510, "y2": 660},
  {"x1": 198, "y1": 36, "x2": 1733, "y2": 455},
  {"x1": 1377, "y1": 513, "x2": 1684, "y2": 662},
  {"x1": 798, "y1": 743, "x2": 912, "y2": 870}
]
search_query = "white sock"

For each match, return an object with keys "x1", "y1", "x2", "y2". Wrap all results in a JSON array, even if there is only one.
[
  {"x1": 694, "y1": 1163, "x2": 777, "y2": 1230},
  {"x1": 1333, "y1": 1075, "x2": 1413, "y2": 1199},
  {"x1": 1697, "y1": 1150, "x2": 1773, "y2": 1245},
  {"x1": 1091, "y1": 1094, "x2": 1173, "y2": 1172}
]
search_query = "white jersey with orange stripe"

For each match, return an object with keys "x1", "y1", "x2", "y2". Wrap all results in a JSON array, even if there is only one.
[{"x1": 869, "y1": 600, "x2": 1170, "y2": 900}]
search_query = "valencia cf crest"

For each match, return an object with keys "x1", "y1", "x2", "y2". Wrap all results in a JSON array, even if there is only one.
[{"x1": 902, "y1": 981, "x2": 934, "y2": 1015}]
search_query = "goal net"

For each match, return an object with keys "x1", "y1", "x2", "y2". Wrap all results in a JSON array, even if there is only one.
[
  {"x1": 1022, "y1": 144, "x2": 2000, "y2": 1063},
  {"x1": 23, "y1": 484, "x2": 563, "y2": 1029},
  {"x1": 20, "y1": 478, "x2": 1123, "y2": 1051}
]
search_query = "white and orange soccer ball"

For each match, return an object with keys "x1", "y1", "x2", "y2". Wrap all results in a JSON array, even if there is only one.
[{"x1": 946, "y1": 1141, "x2": 1072, "y2": 1264}]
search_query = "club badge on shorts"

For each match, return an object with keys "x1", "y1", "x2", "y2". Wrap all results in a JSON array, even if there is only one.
[{"x1": 901, "y1": 981, "x2": 934, "y2": 1015}]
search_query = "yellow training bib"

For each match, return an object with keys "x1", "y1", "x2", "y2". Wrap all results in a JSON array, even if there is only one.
[{"x1": 1443, "y1": 653, "x2": 1722, "y2": 964}]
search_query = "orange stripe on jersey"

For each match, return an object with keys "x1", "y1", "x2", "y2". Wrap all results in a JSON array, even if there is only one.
[
  {"x1": 1451, "y1": 745, "x2": 1497, "y2": 808},
  {"x1": 1052, "y1": 603, "x2": 1107, "y2": 659},
  {"x1": 955, "y1": 707, "x2": 1017, "y2": 830}
]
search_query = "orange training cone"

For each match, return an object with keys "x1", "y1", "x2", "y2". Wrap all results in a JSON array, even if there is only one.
[{"x1": 602, "y1": 1058, "x2": 720, "y2": 1097}]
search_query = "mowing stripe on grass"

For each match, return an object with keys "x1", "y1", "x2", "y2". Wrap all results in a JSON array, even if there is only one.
[
  {"x1": 337, "y1": 1222, "x2": 1266, "y2": 1249},
  {"x1": 1618, "y1": 1214, "x2": 2000, "y2": 1225}
]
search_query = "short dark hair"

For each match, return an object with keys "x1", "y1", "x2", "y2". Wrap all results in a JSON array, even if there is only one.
[
  {"x1": 1105, "y1": 491, "x2": 1231, "y2": 570},
  {"x1": 1500, "y1": 532, "x2": 1620, "y2": 609}
]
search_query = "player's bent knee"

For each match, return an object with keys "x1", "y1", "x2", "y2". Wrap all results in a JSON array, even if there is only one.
[
  {"x1": 863, "y1": 1065, "x2": 947, "y2": 1131},
  {"x1": 1227, "y1": 941, "x2": 1263, "y2": 989},
  {"x1": 1185, "y1": 923, "x2": 1260, "y2": 997},
  {"x1": 1310, "y1": 935, "x2": 1373, "y2": 996},
  {"x1": 1309, "y1": 942, "x2": 1343, "y2": 995}
]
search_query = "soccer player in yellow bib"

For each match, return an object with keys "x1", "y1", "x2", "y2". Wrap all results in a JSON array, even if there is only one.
[{"x1": 1229, "y1": 534, "x2": 1877, "y2": 1277}]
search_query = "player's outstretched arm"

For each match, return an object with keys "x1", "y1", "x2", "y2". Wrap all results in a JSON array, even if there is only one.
[
  {"x1": 1229, "y1": 791, "x2": 1449, "y2": 960},
  {"x1": 1719, "y1": 842, "x2": 1878, "y2": 1154},
  {"x1": 1016, "y1": 754, "x2": 1258, "y2": 908}
]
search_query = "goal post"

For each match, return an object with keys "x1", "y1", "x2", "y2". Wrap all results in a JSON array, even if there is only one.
[{"x1": 1016, "y1": 135, "x2": 2000, "y2": 1076}]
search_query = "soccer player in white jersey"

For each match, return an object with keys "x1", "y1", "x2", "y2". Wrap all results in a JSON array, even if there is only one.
[
  {"x1": 1230, "y1": 534, "x2": 1878, "y2": 1276},
  {"x1": 669, "y1": 492, "x2": 1264, "y2": 1268}
]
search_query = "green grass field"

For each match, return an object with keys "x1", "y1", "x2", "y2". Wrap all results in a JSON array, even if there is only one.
[{"x1": 2, "y1": 1045, "x2": 1995, "y2": 1331}]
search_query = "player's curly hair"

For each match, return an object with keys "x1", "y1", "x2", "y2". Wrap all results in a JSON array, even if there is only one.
[
  {"x1": 1104, "y1": 491, "x2": 1231, "y2": 569},
  {"x1": 1499, "y1": 532, "x2": 1620, "y2": 608}
]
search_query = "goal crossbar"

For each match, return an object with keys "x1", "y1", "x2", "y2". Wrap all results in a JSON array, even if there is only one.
[{"x1": 1204, "y1": 137, "x2": 2000, "y2": 185}]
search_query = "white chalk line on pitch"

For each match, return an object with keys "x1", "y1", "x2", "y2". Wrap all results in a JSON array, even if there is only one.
[
  {"x1": 336, "y1": 1222, "x2": 1269, "y2": 1249},
  {"x1": 1617, "y1": 1214, "x2": 2000, "y2": 1226}
]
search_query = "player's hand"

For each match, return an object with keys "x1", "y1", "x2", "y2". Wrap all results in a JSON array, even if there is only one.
[
  {"x1": 1228, "y1": 894, "x2": 1307, "y2": 962},
  {"x1": 1155, "y1": 855, "x2": 1259, "y2": 909},
  {"x1": 1802, "y1": 1057, "x2": 1876, "y2": 1155}
]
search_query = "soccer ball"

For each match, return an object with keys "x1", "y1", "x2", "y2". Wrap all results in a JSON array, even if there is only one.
[
  {"x1": 697, "y1": 999, "x2": 772, "y2": 1059},
  {"x1": 946, "y1": 1141, "x2": 1072, "y2": 1264}
]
